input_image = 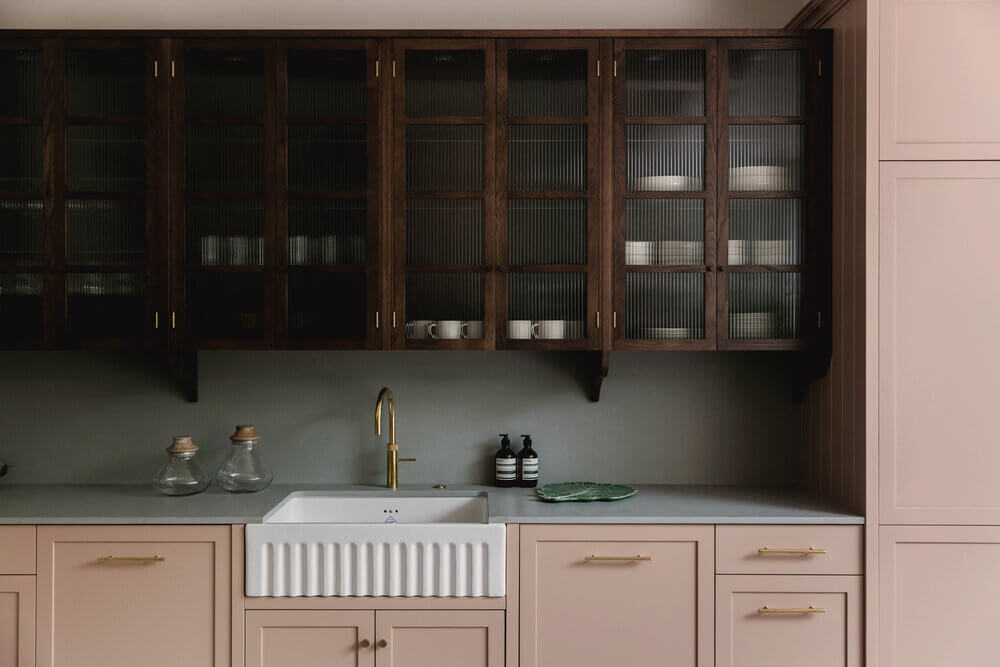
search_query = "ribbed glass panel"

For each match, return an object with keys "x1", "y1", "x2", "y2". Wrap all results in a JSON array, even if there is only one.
[
  {"x1": 405, "y1": 273, "x2": 484, "y2": 338},
  {"x1": 0, "y1": 50, "x2": 42, "y2": 118},
  {"x1": 406, "y1": 199, "x2": 483, "y2": 265},
  {"x1": 625, "y1": 272, "x2": 705, "y2": 339},
  {"x1": 67, "y1": 125, "x2": 145, "y2": 192},
  {"x1": 67, "y1": 49, "x2": 145, "y2": 118},
  {"x1": 288, "y1": 199, "x2": 366, "y2": 266},
  {"x1": 626, "y1": 50, "x2": 705, "y2": 117},
  {"x1": 0, "y1": 273, "x2": 43, "y2": 346},
  {"x1": 186, "y1": 200, "x2": 264, "y2": 266},
  {"x1": 508, "y1": 199, "x2": 586, "y2": 265},
  {"x1": 187, "y1": 271, "x2": 266, "y2": 339},
  {"x1": 186, "y1": 125, "x2": 263, "y2": 192},
  {"x1": 288, "y1": 50, "x2": 366, "y2": 118},
  {"x1": 729, "y1": 49, "x2": 805, "y2": 117},
  {"x1": 67, "y1": 272, "x2": 145, "y2": 337},
  {"x1": 728, "y1": 272, "x2": 802, "y2": 339},
  {"x1": 626, "y1": 124, "x2": 703, "y2": 191},
  {"x1": 67, "y1": 200, "x2": 146, "y2": 265},
  {"x1": 405, "y1": 125, "x2": 483, "y2": 192},
  {"x1": 0, "y1": 200, "x2": 43, "y2": 266},
  {"x1": 185, "y1": 51, "x2": 264, "y2": 119},
  {"x1": 625, "y1": 199, "x2": 704, "y2": 266},
  {"x1": 729, "y1": 124, "x2": 804, "y2": 192},
  {"x1": 288, "y1": 124, "x2": 366, "y2": 192},
  {"x1": 289, "y1": 271, "x2": 366, "y2": 340},
  {"x1": 405, "y1": 50, "x2": 484, "y2": 117},
  {"x1": 508, "y1": 49, "x2": 587, "y2": 117},
  {"x1": 0, "y1": 126, "x2": 42, "y2": 191},
  {"x1": 507, "y1": 273, "x2": 586, "y2": 340},
  {"x1": 728, "y1": 198, "x2": 805, "y2": 266},
  {"x1": 509, "y1": 125, "x2": 586, "y2": 191}
]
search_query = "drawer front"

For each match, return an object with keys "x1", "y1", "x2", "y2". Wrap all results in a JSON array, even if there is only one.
[
  {"x1": 716, "y1": 525, "x2": 862, "y2": 575},
  {"x1": 0, "y1": 575, "x2": 35, "y2": 667},
  {"x1": 0, "y1": 526, "x2": 35, "y2": 574},
  {"x1": 37, "y1": 525, "x2": 230, "y2": 667},
  {"x1": 716, "y1": 575, "x2": 863, "y2": 667},
  {"x1": 246, "y1": 610, "x2": 374, "y2": 667},
  {"x1": 520, "y1": 525, "x2": 713, "y2": 667}
]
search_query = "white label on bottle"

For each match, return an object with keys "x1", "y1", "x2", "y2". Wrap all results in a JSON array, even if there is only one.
[
  {"x1": 496, "y1": 459, "x2": 516, "y2": 481},
  {"x1": 521, "y1": 457, "x2": 539, "y2": 480}
]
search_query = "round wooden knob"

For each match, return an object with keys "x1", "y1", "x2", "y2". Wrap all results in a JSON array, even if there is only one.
[
  {"x1": 378, "y1": 639, "x2": 388, "y2": 648},
  {"x1": 360, "y1": 640, "x2": 370, "y2": 648}
]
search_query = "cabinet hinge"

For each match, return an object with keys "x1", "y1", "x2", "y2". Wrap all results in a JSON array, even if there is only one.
[
  {"x1": 375, "y1": 60, "x2": 380, "y2": 78},
  {"x1": 154, "y1": 60, "x2": 158, "y2": 78}
]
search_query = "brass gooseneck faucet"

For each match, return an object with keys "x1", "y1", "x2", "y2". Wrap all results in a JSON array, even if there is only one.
[{"x1": 375, "y1": 387, "x2": 414, "y2": 490}]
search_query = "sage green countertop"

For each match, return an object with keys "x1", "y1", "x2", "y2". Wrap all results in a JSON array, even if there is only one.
[{"x1": 0, "y1": 484, "x2": 863, "y2": 525}]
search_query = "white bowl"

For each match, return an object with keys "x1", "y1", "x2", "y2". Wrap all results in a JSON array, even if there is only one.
[
  {"x1": 636, "y1": 175, "x2": 696, "y2": 191},
  {"x1": 729, "y1": 166, "x2": 791, "y2": 191}
]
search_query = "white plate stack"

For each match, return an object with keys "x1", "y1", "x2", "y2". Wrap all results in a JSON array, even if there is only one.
[
  {"x1": 730, "y1": 312, "x2": 777, "y2": 339},
  {"x1": 656, "y1": 240, "x2": 703, "y2": 265},
  {"x1": 752, "y1": 240, "x2": 792, "y2": 265},
  {"x1": 729, "y1": 166, "x2": 790, "y2": 191},
  {"x1": 643, "y1": 327, "x2": 705, "y2": 339},
  {"x1": 728, "y1": 239, "x2": 749, "y2": 265}
]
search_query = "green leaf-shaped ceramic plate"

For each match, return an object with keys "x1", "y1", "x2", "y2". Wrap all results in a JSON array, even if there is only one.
[{"x1": 535, "y1": 482, "x2": 637, "y2": 502}]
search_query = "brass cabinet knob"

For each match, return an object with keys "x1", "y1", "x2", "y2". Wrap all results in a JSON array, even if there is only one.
[
  {"x1": 360, "y1": 639, "x2": 370, "y2": 648},
  {"x1": 377, "y1": 639, "x2": 388, "y2": 648}
]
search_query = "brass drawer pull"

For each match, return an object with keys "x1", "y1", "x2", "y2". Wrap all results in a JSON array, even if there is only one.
[
  {"x1": 96, "y1": 555, "x2": 166, "y2": 563},
  {"x1": 758, "y1": 547, "x2": 827, "y2": 555},
  {"x1": 758, "y1": 606, "x2": 827, "y2": 614},
  {"x1": 585, "y1": 554, "x2": 652, "y2": 562}
]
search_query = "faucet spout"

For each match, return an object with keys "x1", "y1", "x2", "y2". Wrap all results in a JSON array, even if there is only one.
[{"x1": 375, "y1": 387, "x2": 395, "y2": 445}]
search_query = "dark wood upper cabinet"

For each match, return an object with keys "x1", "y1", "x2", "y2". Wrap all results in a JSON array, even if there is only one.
[{"x1": 0, "y1": 31, "x2": 829, "y2": 371}]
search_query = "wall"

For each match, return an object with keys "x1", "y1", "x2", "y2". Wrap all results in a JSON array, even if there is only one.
[
  {"x1": 0, "y1": 0, "x2": 807, "y2": 30},
  {"x1": 0, "y1": 351, "x2": 804, "y2": 485},
  {"x1": 796, "y1": 0, "x2": 867, "y2": 515}
]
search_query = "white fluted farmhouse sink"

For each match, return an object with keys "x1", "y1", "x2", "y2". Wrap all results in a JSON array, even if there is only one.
[{"x1": 245, "y1": 491, "x2": 505, "y2": 598}]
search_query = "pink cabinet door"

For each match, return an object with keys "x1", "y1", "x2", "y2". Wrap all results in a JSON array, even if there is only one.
[
  {"x1": 0, "y1": 576, "x2": 34, "y2": 667},
  {"x1": 716, "y1": 575, "x2": 862, "y2": 667},
  {"x1": 520, "y1": 524, "x2": 713, "y2": 667},
  {"x1": 374, "y1": 610, "x2": 503, "y2": 667},
  {"x1": 879, "y1": 162, "x2": 1000, "y2": 524},
  {"x1": 880, "y1": 0, "x2": 1000, "y2": 159},
  {"x1": 37, "y1": 526, "x2": 230, "y2": 667},
  {"x1": 879, "y1": 526, "x2": 1000, "y2": 667},
  {"x1": 246, "y1": 610, "x2": 375, "y2": 667}
]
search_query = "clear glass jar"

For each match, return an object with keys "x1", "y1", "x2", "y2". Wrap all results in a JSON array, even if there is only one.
[
  {"x1": 153, "y1": 436, "x2": 211, "y2": 496},
  {"x1": 216, "y1": 425, "x2": 273, "y2": 493}
]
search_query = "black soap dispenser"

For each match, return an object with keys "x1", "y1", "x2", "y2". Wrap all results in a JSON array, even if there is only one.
[
  {"x1": 494, "y1": 434, "x2": 517, "y2": 487},
  {"x1": 518, "y1": 435, "x2": 539, "y2": 488}
]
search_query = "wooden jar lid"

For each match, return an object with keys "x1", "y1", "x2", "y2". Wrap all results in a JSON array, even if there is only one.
[
  {"x1": 167, "y1": 436, "x2": 198, "y2": 455},
  {"x1": 231, "y1": 424, "x2": 260, "y2": 443}
]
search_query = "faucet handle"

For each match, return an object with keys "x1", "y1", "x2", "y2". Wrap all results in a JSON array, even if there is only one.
[{"x1": 399, "y1": 458, "x2": 416, "y2": 463}]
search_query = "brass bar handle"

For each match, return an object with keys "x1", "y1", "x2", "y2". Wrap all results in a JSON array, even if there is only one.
[
  {"x1": 96, "y1": 555, "x2": 166, "y2": 563},
  {"x1": 585, "y1": 555, "x2": 652, "y2": 562},
  {"x1": 757, "y1": 606, "x2": 827, "y2": 614},
  {"x1": 758, "y1": 547, "x2": 828, "y2": 555}
]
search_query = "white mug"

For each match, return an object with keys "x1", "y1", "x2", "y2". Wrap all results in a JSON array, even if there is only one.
[
  {"x1": 428, "y1": 320, "x2": 462, "y2": 339},
  {"x1": 405, "y1": 319, "x2": 433, "y2": 340},
  {"x1": 508, "y1": 320, "x2": 533, "y2": 340},
  {"x1": 534, "y1": 320, "x2": 567, "y2": 340},
  {"x1": 462, "y1": 320, "x2": 484, "y2": 339}
]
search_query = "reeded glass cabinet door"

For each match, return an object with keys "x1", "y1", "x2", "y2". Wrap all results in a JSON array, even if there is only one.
[
  {"x1": 176, "y1": 41, "x2": 271, "y2": 347},
  {"x1": 497, "y1": 39, "x2": 598, "y2": 349},
  {"x1": 719, "y1": 39, "x2": 814, "y2": 348},
  {"x1": 393, "y1": 40, "x2": 495, "y2": 348},
  {"x1": 61, "y1": 40, "x2": 158, "y2": 347},
  {"x1": 613, "y1": 39, "x2": 717, "y2": 349},
  {"x1": 0, "y1": 42, "x2": 44, "y2": 348},
  {"x1": 280, "y1": 40, "x2": 380, "y2": 348}
]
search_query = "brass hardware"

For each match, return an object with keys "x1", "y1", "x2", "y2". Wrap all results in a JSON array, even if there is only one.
[
  {"x1": 758, "y1": 606, "x2": 826, "y2": 615},
  {"x1": 613, "y1": 311, "x2": 617, "y2": 329},
  {"x1": 585, "y1": 554, "x2": 651, "y2": 562},
  {"x1": 154, "y1": 60, "x2": 158, "y2": 78},
  {"x1": 96, "y1": 555, "x2": 166, "y2": 563},
  {"x1": 171, "y1": 60, "x2": 175, "y2": 78},
  {"x1": 392, "y1": 311, "x2": 396, "y2": 328},
  {"x1": 360, "y1": 639, "x2": 371, "y2": 648},
  {"x1": 818, "y1": 59, "x2": 823, "y2": 77},
  {"x1": 758, "y1": 547, "x2": 827, "y2": 555},
  {"x1": 171, "y1": 311, "x2": 176, "y2": 329},
  {"x1": 596, "y1": 311, "x2": 600, "y2": 329},
  {"x1": 817, "y1": 311, "x2": 822, "y2": 329},
  {"x1": 376, "y1": 387, "x2": 408, "y2": 490},
  {"x1": 375, "y1": 60, "x2": 380, "y2": 78},
  {"x1": 433, "y1": 484, "x2": 446, "y2": 489},
  {"x1": 377, "y1": 640, "x2": 388, "y2": 648},
  {"x1": 596, "y1": 59, "x2": 600, "y2": 77},
  {"x1": 155, "y1": 312, "x2": 159, "y2": 329},
  {"x1": 392, "y1": 60, "x2": 396, "y2": 77},
  {"x1": 613, "y1": 59, "x2": 617, "y2": 77},
  {"x1": 376, "y1": 311, "x2": 380, "y2": 329}
]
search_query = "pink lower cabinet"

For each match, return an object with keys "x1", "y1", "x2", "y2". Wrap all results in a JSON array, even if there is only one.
[
  {"x1": 246, "y1": 610, "x2": 375, "y2": 667},
  {"x1": 520, "y1": 525, "x2": 714, "y2": 667},
  {"x1": 0, "y1": 575, "x2": 35, "y2": 667},
  {"x1": 879, "y1": 526, "x2": 1000, "y2": 667},
  {"x1": 36, "y1": 525, "x2": 231, "y2": 667},
  {"x1": 716, "y1": 575, "x2": 862, "y2": 667},
  {"x1": 374, "y1": 611, "x2": 504, "y2": 667}
]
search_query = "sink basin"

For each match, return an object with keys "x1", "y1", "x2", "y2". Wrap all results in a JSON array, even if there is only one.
[{"x1": 245, "y1": 491, "x2": 505, "y2": 598}]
